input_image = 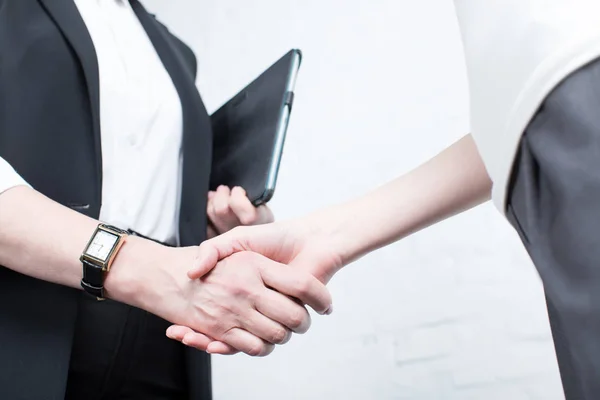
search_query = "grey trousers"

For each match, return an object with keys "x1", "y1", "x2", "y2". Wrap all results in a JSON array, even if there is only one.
[{"x1": 507, "y1": 57, "x2": 600, "y2": 400}]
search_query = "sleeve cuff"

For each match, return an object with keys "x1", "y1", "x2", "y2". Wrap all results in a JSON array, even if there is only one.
[{"x1": 0, "y1": 157, "x2": 31, "y2": 195}]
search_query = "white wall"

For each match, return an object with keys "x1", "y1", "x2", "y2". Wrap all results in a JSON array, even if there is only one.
[{"x1": 143, "y1": 1, "x2": 564, "y2": 399}]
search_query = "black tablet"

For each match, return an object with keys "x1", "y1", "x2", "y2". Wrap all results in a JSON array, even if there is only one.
[{"x1": 209, "y1": 49, "x2": 302, "y2": 206}]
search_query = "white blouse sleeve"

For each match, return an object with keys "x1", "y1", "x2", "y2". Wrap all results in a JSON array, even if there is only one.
[{"x1": 0, "y1": 156, "x2": 30, "y2": 195}]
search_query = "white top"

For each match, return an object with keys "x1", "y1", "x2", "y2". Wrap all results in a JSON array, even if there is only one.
[
  {"x1": 0, "y1": 0, "x2": 184, "y2": 244},
  {"x1": 5, "y1": 2, "x2": 600, "y2": 222},
  {"x1": 454, "y1": 0, "x2": 600, "y2": 213},
  {"x1": 0, "y1": 158, "x2": 29, "y2": 195}
]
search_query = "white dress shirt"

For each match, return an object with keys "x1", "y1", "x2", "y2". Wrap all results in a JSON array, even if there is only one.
[
  {"x1": 0, "y1": 0, "x2": 184, "y2": 244},
  {"x1": 0, "y1": 158, "x2": 29, "y2": 195},
  {"x1": 454, "y1": 0, "x2": 600, "y2": 213},
  {"x1": 7, "y1": 2, "x2": 599, "y2": 223}
]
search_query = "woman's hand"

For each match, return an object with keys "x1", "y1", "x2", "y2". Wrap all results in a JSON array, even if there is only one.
[
  {"x1": 207, "y1": 186, "x2": 274, "y2": 238},
  {"x1": 150, "y1": 248, "x2": 332, "y2": 357},
  {"x1": 167, "y1": 219, "x2": 343, "y2": 355}
]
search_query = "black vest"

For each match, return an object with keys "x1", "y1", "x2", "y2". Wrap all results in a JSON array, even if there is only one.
[{"x1": 0, "y1": 0, "x2": 213, "y2": 398}]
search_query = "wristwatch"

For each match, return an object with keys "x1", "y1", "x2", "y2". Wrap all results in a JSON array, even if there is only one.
[{"x1": 80, "y1": 224, "x2": 129, "y2": 300}]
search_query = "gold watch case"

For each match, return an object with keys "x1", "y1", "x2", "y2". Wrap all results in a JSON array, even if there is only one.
[{"x1": 80, "y1": 224, "x2": 128, "y2": 272}]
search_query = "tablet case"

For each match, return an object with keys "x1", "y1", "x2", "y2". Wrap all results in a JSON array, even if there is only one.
[{"x1": 209, "y1": 49, "x2": 301, "y2": 205}]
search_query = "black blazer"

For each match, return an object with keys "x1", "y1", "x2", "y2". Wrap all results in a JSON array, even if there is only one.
[{"x1": 0, "y1": 0, "x2": 213, "y2": 399}]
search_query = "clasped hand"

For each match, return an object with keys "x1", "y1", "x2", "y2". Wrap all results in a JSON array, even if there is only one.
[
  {"x1": 158, "y1": 250, "x2": 332, "y2": 356},
  {"x1": 162, "y1": 228, "x2": 343, "y2": 356},
  {"x1": 148, "y1": 186, "x2": 333, "y2": 357}
]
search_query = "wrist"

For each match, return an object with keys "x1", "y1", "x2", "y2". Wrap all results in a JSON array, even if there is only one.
[
  {"x1": 306, "y1": 195, "x2": 395, "y2": 267},
  {"x1": 323, "y1": 204, "x2": 372, "y2": 265},
  {"x1": 299, "y1": 202, "x2": 370, "y2": 273},
  {"x1": 104, "y1": 236, "x2": 176, "y2": 310}
]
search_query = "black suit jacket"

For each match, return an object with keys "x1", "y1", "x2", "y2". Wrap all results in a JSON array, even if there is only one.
[{"x1": 0, "y1": 0, "x2": 213, "y2": 399}]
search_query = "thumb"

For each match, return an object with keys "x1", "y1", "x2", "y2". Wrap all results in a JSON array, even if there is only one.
[
  {"x1": 187, "y1": 242, "x2": 220, "y2": 280},
  {"x1": 188, "y1": 227, "x2": 252, "y2": 280}
]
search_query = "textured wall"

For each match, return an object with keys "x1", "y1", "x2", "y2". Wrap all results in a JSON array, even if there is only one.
[{"x1": 143, "y1": 0, "x2": 564, "y2": 398}]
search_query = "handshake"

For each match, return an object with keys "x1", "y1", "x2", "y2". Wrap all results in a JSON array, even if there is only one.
[
  {"x1": 170, "y1": 220, "x2": 342, "y2": 357},
  {"x1": 112, "y1": 218, "x2": 347, "y2": 357},
  {"x1": 109, "y1": 187, "x2": 358, "y2": 357}
]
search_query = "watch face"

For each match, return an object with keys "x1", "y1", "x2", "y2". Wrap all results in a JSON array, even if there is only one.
[{"x1": 86, "y1": 230, "x2": 119, "y2": 262}]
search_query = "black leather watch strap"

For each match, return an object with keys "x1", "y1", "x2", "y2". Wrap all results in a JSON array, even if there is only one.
[{"x1": 81, "y1": 260, "x2": 106, "y2": 299}]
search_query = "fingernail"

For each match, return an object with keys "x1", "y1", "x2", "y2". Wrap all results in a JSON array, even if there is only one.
[
  {"x1": 325, "y1": 305, "x2": 334, "y2": 315},
  {"x1": 166, "y1": 327, "x2": 175, "y2": 338}
]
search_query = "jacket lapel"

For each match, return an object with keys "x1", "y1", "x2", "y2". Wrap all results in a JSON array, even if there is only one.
[
  {"x1": 37, "y1": 0, "x2": 103, "y2": 198},
  {"x1": 131, "y1": 0, "x2": 213, "y2": 248}
]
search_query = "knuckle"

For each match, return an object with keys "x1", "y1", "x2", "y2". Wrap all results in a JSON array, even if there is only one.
[
  {"x1": 214, "y1": 204, "x2": 230, "y2": 217},
  {"x1": 220, "y1": 327, "x2": 236, "y2": 342},
  {"x1": 228, "y1": 194, "x2": 243, "y2": 207},
  {"x1": 205, "y1": 305, "x2": 239, "y2": 334},
  {"x1": 247, "y1": 343, "x2": 265, "y2": 357},
  {"x1": 294, "y1": 275, "x2": 313, "y2": 298},
  {"x1": 238, "y1": 213, "x2": 255, "y2": 226},
  {"x1": 205, "y1": 318, "x2": 223, "y2": 335},
  {"x1": 206, "y1": 208, "x2": 216, "y2": 220},
  {"x1": 225, "y1": 283, "x2": 243, "y2": 297},
  {"x1": 246, "y1": 288, "x2": 261, "y2": 305},
  {"x1": 270, "y1": 327, "x2": 289, "y2": 344},
  {"x1": 227, "y1": 281, "x2": 251, "y2": 298},
  {"x1": 280, "y1": 330, "x2": 292, "y2": 344},
  {"x1": 288, "y1": 309, "x2": 308, "y2": 331}
]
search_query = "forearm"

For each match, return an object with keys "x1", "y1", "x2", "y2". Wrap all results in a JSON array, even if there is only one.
[
  {"x1": 320, "y1": 134, "x2": 492, "y2": 263},
  {"x1": 0, "y1": 186, "x2": 173, "y2": 306}
]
